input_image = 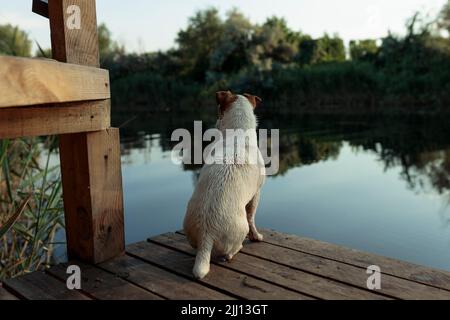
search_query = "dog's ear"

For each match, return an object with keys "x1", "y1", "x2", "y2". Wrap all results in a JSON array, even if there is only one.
[
  {"x1": 216, "y1": 91, "x2": 232, "y2": 106},
  {"x1": 216, "y1": 91, "x2": 237, "y2": 116},
  {"x1": 243, "y1": 93, "x2": 262, "y2": 109}
]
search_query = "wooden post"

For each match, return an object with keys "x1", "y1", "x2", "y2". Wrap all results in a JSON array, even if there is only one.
[{"x1": 48, "y1": 0, "x2": 125, "y2": 263}]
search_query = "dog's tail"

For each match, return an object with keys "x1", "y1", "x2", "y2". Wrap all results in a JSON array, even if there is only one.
[{"x1": 193, "y1": 236, "x2": 213, "y2": 279}]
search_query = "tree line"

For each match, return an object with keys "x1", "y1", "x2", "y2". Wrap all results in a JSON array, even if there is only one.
[
  {"x1": 104, "y1": 3, "x2": 450, "y2": 114},
  {"x1": 2, "y1": 1, "x2": 450, "y2": 114}
]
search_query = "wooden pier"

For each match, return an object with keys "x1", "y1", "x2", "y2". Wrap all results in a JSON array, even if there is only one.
[{"x1": 2, "y1": 229, "x2": 450, "y2": 300}]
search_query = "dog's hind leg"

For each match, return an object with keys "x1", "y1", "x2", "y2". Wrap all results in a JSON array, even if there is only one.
[
  {"x1": 225, "y1": 243, "x2": 243, "y2": 261},
  {"x1": 193, "y1": 236, "x2": 213, "y2": 279},
  {"x1": 245, "y1": 191, "x2": 264, "y2": 242}
]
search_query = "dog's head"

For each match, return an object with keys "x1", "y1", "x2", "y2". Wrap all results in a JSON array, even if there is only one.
[{"x1": 216, "y1": 91, "x2": 262, "y2": 120}]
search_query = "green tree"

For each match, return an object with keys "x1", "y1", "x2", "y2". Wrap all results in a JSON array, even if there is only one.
[
  {"x1": 98, "y1": 23, "x2": 124, "y2": 62},
  {"x1": 208, "y1": 9, "x2": 254, "y2": 77},
  {"x1": 298, "y1": 34, "x2": 346, "y2": 65},
  {"x1": 438, "y1": 0, "x2": 450, "y2": 33},
  {"x1": 251, "y1": 17, "x2": 301, "y2": 67},
  {"x1": 0, "y1": 24, "x2": 32, "y2": 57},
  {"x1": 176, "y1": 8, "x2": 225, "y2": 81},
  {"x1": 297, "y1": 36, "x2": 315, "y2": 65},
  {"x1": 349, "y1": 39, "x2": 379, "y2": 61}
]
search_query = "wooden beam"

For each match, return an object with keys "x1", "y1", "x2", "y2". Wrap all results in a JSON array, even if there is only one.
[
  {"x1": 59, "y1": 128, "x2": 125, "y2": 263},
  {"x1": 0, "y1": 56, "x2": 110, "y2": 108},
  {"x1": 49, "y1": 0, "x2": 100, "y2": 67},
  {"x1": 49, "y1": 0, "x2": 125, "y2": 263},
  {"x1": 32, "y1": 0, "x2": 49, "y2": 18},
  {"x1": 0, "y1": 100, "x2": 110, "y2": 139}
]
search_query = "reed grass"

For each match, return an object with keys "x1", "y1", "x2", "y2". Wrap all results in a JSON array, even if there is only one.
[{"x1": 0, "y1": 136, "x2": 64, "y2": 280}]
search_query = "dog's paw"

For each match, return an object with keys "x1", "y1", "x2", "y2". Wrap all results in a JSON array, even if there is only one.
[
  {"x1": 193, "y1": 264, "x2": 210, "y2": 279},
  {"x1": 225, "y1": 253, "x2": 234, "y2": 261},
  {"x1": 249, "y1": 232, "x2": 264, "y2": 242}
]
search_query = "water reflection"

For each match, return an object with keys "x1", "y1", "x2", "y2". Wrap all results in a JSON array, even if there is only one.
[
  {"x1": 117, "y1": 113, "x2": 450, "y2": 202},
  {"x1": 115, "y1": 112, "x2": 450, "y2": 270}
]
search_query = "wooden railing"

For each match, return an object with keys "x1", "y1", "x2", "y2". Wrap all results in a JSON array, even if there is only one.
[{"x1": 0, "y1": 0, "x2": 125, "y2": 263}]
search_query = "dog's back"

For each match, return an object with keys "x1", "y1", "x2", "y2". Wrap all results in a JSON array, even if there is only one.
[{"x1": 184, "y1": 162, "x2": 262, "y2": 243}]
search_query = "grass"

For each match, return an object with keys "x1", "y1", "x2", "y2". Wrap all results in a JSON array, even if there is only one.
[{"x1": 0, "y1": 136, "x2": 64, "y2": 280}]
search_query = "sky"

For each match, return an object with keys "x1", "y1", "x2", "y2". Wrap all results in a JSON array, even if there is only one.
[{"x1": 0, "y1": 0, "x2": 447, "y2": 54}]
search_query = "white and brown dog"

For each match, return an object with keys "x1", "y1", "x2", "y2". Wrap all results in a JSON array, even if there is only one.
[{"x1": 184, "y1": 91, "x2": 265, "y2": 279}]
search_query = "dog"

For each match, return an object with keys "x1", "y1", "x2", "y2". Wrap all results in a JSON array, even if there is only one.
[{"x1": 183, "y1": 91, "x2": 265, "y2": 279}]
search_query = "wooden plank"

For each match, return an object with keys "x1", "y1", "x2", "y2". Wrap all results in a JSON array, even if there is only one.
[
  {"x1": 260, "y1": 229, "x2": 450, "y2": 291},
  {"x1": 59, "y1": 128, "x2": 125, "y2": 263},
  {"x1": 0, "y1": 283, "x2": 19, "y2": 300},
  {"x1": 100, "y1": 255, "x2": 234, "y2": 300},
  {"x1": 150, "y1": 232, "x2": 391, "y2": 300},
  {"x1": 236, "y1": 238, "x2": 450, "y2": 299},
  {"x1": 2, "y1": 271, "x2": 90, "y2": 300},
  {"x1": 46, "y1": 261, "x2": 162, "y2": 300},
  {"x1": 0, "y1": 56, "x2": 110, "y2": 108},
  {"x1": 49, "y1": 0, "x2": 100, "y2": 67},
  {"x1": 126, "y1": 241, "x2": 313, "y2": 300},
  {"x1": 32, "y1": 0, "x2": 49, "y2": 18},
  {"x1": 50, "y1": 0, "x2": 124, "y2": 264},
  {"x1": 0, "y1": 100, "x2": 110, "y2": 139}
]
